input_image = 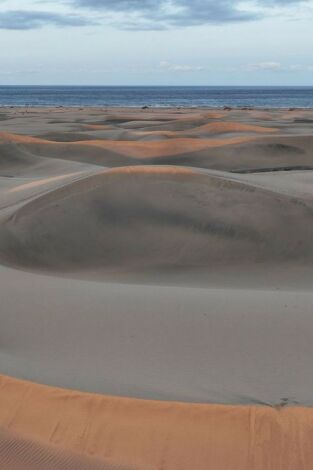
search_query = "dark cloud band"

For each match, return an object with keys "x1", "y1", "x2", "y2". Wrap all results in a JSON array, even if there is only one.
[
  {"x1": 0, "y1": 0, "x2": 307, "y2": 31},
  {"x1": 71, "y1": 0, "x2": 307, "y2": 28},
  {"x1": 0, "y1": 10, "x2": 94, "y2": 30}
]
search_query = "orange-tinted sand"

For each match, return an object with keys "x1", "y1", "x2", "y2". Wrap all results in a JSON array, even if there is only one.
[
  {"x1": 0, "y1": 427, "x2": 134, "y2": 470},
  {"x1": 1, "y1": 375, "x2": 313, "y2": 470},
  {"x1": 177, "y1": 121, "x2": 278, "y2": 135},
  {"x1": 0, "y1": 131, "x2": 256, "y2": 158}
]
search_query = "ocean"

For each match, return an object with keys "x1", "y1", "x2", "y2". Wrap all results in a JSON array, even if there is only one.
[{"x1": 0, "y1": 86, "x2": 313, "y2": 108}]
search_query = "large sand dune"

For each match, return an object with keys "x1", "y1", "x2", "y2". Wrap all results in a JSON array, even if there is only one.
[
  {"x1": 1, "y1": 107, "x2": 313, "y2": 468},
  {"x1": 1, "y1": 165, "x2": 313, "y2": 281}
]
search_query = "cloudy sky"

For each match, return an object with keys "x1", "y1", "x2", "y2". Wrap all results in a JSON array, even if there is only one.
[{"x1": 0, "y1": 0, "x2": 312, "y2": 85}]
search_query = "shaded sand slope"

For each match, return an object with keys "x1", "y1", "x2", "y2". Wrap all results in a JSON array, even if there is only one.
[
  {"x1": 1, "y1": 166, "x2": 313, "y2": 277},
  {"x1": 175, "y1": 120, "x2": 277, "y2": 136},
  {"x1": 0, "y1": 134, "x2": 100, "y2": 178},
  {"x1": 231, "y1": 170, "x2": 313, "y2": 200},
  {"x1": 2, "y1": 375, "x2": 313, "y2": 470}
]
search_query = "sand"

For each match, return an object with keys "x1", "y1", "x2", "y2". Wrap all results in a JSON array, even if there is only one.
[
  {"x1": 1, "y1": 106, "x2": 313, "y2": 468},
  {"x1": 2, "y1": 375, "x2": 313, "y2": 470},
  {"x1": 0, "y1": 422, "x2": 135, "y2": 470}
]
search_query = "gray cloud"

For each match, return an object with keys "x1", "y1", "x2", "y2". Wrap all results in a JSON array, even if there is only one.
[
  {"x1": 0, "y1": 10, "x2": 94, "y2": 30},
  {"x1": 75, "y1": 0, "x2": 158, "y2": 11},
  {"x1": 0, "y1": 0, "x2": 308, "y2": 31},
  {"x1": 260, "y1": 0, "x2": 304, "y2": 3},
  {"x1": 70, "y1": 0, "x2": 307, "y2": 28},
  {"x1": 72, "y1": 0, "x2": 255, "y2": 26}
]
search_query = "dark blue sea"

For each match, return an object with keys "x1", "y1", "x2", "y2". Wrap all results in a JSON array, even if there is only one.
[{"x1": 0, "y1": 86, "x2": 313, "y2": 108}]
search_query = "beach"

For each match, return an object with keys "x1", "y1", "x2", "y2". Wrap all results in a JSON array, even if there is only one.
[{"x1": 1, "y1": 106, "x2": 313, "y2": 468}]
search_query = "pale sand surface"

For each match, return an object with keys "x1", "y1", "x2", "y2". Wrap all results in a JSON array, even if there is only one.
[
  {"x1": 1, "y1": 264, "x2": 313, "y2": 405},
  {"x1": 1, "y1": 107, "x2": 313, "y2": 468}
]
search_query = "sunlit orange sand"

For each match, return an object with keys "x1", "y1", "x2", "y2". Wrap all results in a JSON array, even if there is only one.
[{"x1": 2, "y1": 375, "x2": 313, "y2": 470}]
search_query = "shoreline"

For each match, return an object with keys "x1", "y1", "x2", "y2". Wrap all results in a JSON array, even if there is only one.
[{"x1": 2, "y1": 105, "x2": 313, "y2": 110}]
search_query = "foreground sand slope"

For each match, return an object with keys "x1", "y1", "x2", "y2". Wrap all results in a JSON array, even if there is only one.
[{"x1": 1, "y1": 375, "x2": 313, "y2": 470}]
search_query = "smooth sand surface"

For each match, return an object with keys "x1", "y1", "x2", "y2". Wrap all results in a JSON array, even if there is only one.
[
  {"x1": 1, "y1": 107, "x2": 313, "y2": 468},
  {"x1": 2, "y1": 264, "x2": 313, "y2": 404}
]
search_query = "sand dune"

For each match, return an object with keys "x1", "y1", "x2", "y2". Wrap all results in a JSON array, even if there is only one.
[
  {"x1": 1, "y1": 130, "x2": 255, "y2": 157},
  {"x1": 1, "y1": 165, "x2": 313, "y2": 277},
  {"x1": 121, "y1": 121, "x2": 277, "y2": 142},
  {"x1": 157, "y1": 137, "x2": 313, "y2": 172},
  {"x1": 0, "y1": 132, "x2": 100, "y2": 178},
  {"x1": 74, "y1": 136, "x2": 255, "y2": 158},
  {"x1": 177, "y1": 120, "x2": 277, "y2": 136},
  {"x1": 1, "y1": 107, "x2": 313, "y2": 469},
  {"x1": 2, "y1": 117, "x2": 313, "y2": 173}
]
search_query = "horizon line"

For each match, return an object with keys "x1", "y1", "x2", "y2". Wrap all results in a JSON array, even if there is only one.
[{"x1": 1, "y1": 84, "x2": 313, "y2": 88}]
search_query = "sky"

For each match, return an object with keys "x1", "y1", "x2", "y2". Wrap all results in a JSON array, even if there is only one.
[{"x1": 0, "y1": 0, "x2": 312, "y2": 86}]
